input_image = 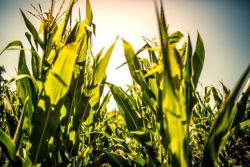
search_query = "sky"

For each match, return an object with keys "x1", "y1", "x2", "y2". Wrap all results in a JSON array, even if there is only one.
[{"x1": 0, "y1": 0, "x2": 249, "y2": 93}]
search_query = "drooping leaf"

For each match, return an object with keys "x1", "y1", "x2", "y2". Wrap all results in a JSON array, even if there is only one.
[
  {"x1": 168, "y1": 31, "x2": 184, "y2": 45},
  {"x1": 0, "y1": 40, "x2": 23, "y2": 55}
]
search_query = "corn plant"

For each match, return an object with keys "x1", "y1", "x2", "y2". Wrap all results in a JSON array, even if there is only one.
[
  {"x1": 0, "y1": 0, "x2": 117, "y2": 166},
  {"x1": 0, "y1": 66, "x2": 8, "y2": 165},
  {"x1": 0, "y1": 0, "x2": 249, "y2": 166},
  {"x1": 109, "y1": 1, "x2": 250, "y2": 167},
  {"x1": 217, "y1": 100, "x2": 250, "y2": 166},
  {"x1": 191, "y1": 83, "x2": 250, "y2": 166}
]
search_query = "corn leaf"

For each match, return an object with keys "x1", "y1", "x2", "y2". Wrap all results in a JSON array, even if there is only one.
[
  {"x1": 184, "y1": 35, "x2": 193, "y2": 123},
  {"x1": 122, "y1": 39, "x2": 147, "y2": 88},
  {"x1": 53, "y1": 0, "x2": 75, "y2": 45},
  {"x1": 131, "y1": 154, "x2": 146, "y2": 166},
  {"x1": 70, "y1": 98, "x2": 91, "y2": 157},
  {"x1": 46, "y1": 0, "x2": 75, "y2": 64},
  {"x1": 103, "y1": 149, "x2": 130, "y2": 167},
  {"x1": 122, "y1": 39, "x2": 157, "y2": 111},
  {"x1": 25, "y1": 32, "x2": 41, "y2": 79},
  {"x1": 84, "y1": 0, "x2": 93, "y2": 25},
  {"x1": 20, "y1": 10, "x2": 44, "y2": 50},
  {"x1": 109, "y1": 84, "x2": 143, "y2": 131},
  {"x1": 31, "y1": 49, "x2": 40, "y2": 79},
  {"x1": 122, "y1": 39, "x2": 143, "y2": 80},
  {"x1": 1, "y1": 41, "x2": 36, "y2": 134},
  {"x1": 168, "y1": 31, "x2": 184, "y2": 45},
  {"x1": 232, "y1": 78, "x2": 250, "y2": 127},
  {"x1": 29, "y1": 42, "x2": 79, "y2": 164},
  {"x1": 29, "y1": 94, "x2": 61, "y2": 164},
  {"x1": 61, "y1": 1, "x2": 95, "y2": 157},
  {"x1": 93, "y1": 41, "x2": 116, "y2": 86},
  {"x1": 13, "y1": 97, "x2": 29, "y2": 144},
  {"x1": 68, "y1": 47, "x2": 110, "y2": 157},
  {"x1": 201, "y1": 64, "x2": 250, "y2": 167},
  {"x1": 45, "y1": 42, "x2": 79, "y2": 105},
  {"x1": 0, "y1": 130, "x2": 16, "y2": 161},
  {"x1": 192, "y1": 33, "x2": 205, "y2": 88},
  {"x1": 156, "y1": 2, "x2": 190, "y2": 166}
]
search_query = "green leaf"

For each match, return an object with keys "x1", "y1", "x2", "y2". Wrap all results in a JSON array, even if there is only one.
[
  {"x1": 0, "y1": 130, "x2": 16, "y2": 161},
  {"x1": 13, "y1": 97, "x2": 29, "y2": 143},
  {"x1": 239, "y1": 119, "x2": 250, "y2": 128},
  {"x1": 45, "y1": 42, "x2": 79, "y2": 105},
  {"x1": 201, "y1": 64, "x2": 250, "y2": 167},
  {"x1": 121, "y1": 39, "x2": 144, "y2": 85},
  {"x1": 103, "y1": 149, "x2": 130, "y2": 167},
  {"x1": 20, "y1": 10, "x2": 44, "y2": 50},
  {"x1": 53, "y1": 0, "x2": 74, "y2": 45},
  {"x1": 25, "y1": 32, "x2": 41, "y2": 79},
  {"x1": 109, "y1": 84, "x2": 143, "y2": 131},
  {"x1": 69, "y1": 98, "x2": 91, "y2": 157},
  {"x1": 29, "y1": 94, "x2": 61, "y2": 164},
  {"x1": 93, "y1": 41, "x2": 116, "y2": 86},
  {"x1": 31, "y1": 49, "x2": 40, "y2": 79},
  {"x1": 22, "y1": 156, "x2": 33, "y2": 167},
  {"x1": 168, "y1": 31, "x2": 184, "y2": 45},
  {"x1": 84, "y1": 0, "x2": 93, "y2": 25},
  {"x1": 0, "y1": 40, "x2": 22, "y2": 55},
  {"x1": 29, "y1": 42, "x2": 79, "y2": 164},
  {"x1": 183, "y1": 35, "x2": 196, "y2": 123},
  {"x1": 192, "y1": 32, "x2": 205, "y2": 87},
  {"x1": 1, "y1": 41, "x2": 36, "y2": 135},
  {"x1": 232, "y1": 78, "x2": 250, "y2": 127},
  {"x1": 122, "y1": 39, "x2": 157, "y2": 110},
  {"x1": 131, "y1": 154, "x2": 146, "y2": 166},
  {"x1": 46, "y1": 0, "x2": 75, "y2": 64},
  {"x1": 17, "y1": 52, "x2": 36, "y2": 132},
  {"x1": 66, "y1": 20, "x2": 92, "y2": 44},
  {"x1": 156, "y1": 2, "x2": 190, "y2": 166}
]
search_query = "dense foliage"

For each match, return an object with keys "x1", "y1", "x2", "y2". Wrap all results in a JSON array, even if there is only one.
[{"x1": 0, "y1": 0, "x2": 249, "y2": 166}]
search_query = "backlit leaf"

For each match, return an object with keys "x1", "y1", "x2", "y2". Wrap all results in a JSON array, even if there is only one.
[
  {"x1": 192, "y1": 32, "x2": 205, "y2": 87},
  {"x1": 45, "y1": 42, "x2": 79, "y2": 105},
  {"x1": 109, "y1": 84, "x2": 143, "y2": 131}
]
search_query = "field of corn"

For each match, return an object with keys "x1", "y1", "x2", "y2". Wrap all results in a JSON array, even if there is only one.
[{"x1": 0, "y1": 0, "x2": 249, "y2": 166}]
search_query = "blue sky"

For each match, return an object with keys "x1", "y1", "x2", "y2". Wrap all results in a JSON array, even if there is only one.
[{"x1": 0, "y1": 0, "x2": 249, "y2": 91}]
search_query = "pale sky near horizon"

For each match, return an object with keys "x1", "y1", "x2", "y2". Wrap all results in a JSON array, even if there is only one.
[{"x1": 0, "y1": 0, "x2": 249, "y2": 92}]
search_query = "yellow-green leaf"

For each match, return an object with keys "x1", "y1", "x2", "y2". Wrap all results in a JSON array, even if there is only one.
[{"x1": 45, "y1": 42, "x2": 79, "y2": 105}]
